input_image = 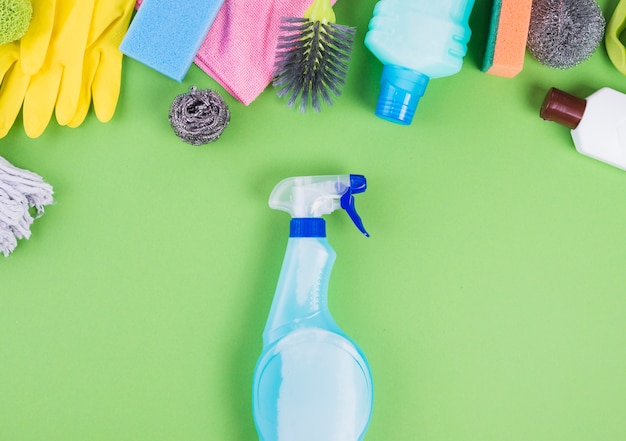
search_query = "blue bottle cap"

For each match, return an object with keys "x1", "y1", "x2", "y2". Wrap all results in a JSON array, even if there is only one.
[
  {"x1": 376, "y1": 65, "x2": 429, "y2": 125},
  {"x1": 290, "y1": 218, "x2": 326, "y2": 237}
]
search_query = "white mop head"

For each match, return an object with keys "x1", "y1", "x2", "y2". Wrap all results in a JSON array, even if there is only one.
[{"x1": 0, "y1": 156, "x2": 53, "y2": 257}]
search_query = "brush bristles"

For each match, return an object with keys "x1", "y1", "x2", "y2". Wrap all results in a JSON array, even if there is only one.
[{"x1": 273, "y1": 16, "x2": 356, "y2": 112}]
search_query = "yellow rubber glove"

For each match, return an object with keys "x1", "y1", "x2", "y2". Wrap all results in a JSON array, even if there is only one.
[
  {"x1": 0, "y1": 0, "x2": 93, "y2": 138},
  {"x1": 0, "y1": 0, "x2": 55, "y2": 137},
  {"x1": 0, "y1": 41, "x2": 28, "y2": 134},
  {"x1": 68, "y1": 0, "x2": 135, "y2": 128},
  {"x1": 0, "y1": 0, "x2": 134, "y2": 138},
  {"x1": 22, "y1": 0, "x2": 96, "y2": 137}
]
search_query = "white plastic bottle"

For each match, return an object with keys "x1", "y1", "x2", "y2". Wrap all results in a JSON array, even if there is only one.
[
  {"x1": 540, "y1": 87, "x2": 626, "y2": 170},
  {"x1": 364, "y1": 0, "x2": 476, "y2": 125}
]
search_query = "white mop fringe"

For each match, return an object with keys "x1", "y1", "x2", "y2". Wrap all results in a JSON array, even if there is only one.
[{"x1": 0, "y1": 156, "x2": 54, "y2": 257}]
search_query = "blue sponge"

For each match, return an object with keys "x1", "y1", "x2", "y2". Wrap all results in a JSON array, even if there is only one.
[{"x1": 120, "y1": 0, "x2": 225, "y2": 82}]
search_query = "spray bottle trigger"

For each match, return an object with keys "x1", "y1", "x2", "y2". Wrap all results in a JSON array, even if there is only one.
[{"x1": 340, "y1": 190, "x2": 369, "y2": 237}]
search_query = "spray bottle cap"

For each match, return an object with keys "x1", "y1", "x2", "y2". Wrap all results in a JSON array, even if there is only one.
[
  {"x1": 376, "y1": 65, "x2": 429, "y2": 125},
  {"x1": 269, "y1": 174, "x2": 369, "y2": 237}
]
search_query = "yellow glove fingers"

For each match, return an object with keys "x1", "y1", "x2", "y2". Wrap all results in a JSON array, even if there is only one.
[
  {"x1": 18, "y1": 0, "x2": 134, "y2": 133},
  {"x1": 86, "y1": 1, "x2": 135, "y2": 46},
  {"x1": 92, "y1": 48, "x2": 124, "y2": 123},
  {"x1": 67, "y1": 88, "x2": 91, "y2": 128},
  {"x1": 52, "y1": 0, "x2": 95, "y2": 58},
  {"x1": 22, "y1": 67, "x2": 63, "y2": 138},
  {"x1": 55, "y1": 66, "x2": 83, "y2": 126},
  {"x1": 0, "y1": 63, "x2": 30, "y2": 138},
  {"x1": 56, "y1": 57, "x2": 89, "y2": 125},
  {"x1": 86, "y1": 1, "x2": 134, "y2": 123},
  {"x1": 0, "y1": 42, "x2": 20, "y2": 83},
  {"x1": 20, "y1": 0, "x2": 56, "y2": 75},
  {"x1": 53, "y1": 0, "x2": 96, "y2": 126},
  {"x1": 67, "y1": 51, "x2": 98, "y2": 128}
]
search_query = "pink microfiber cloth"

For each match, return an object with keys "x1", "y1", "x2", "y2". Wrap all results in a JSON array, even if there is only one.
[{"x1": 135, "y1": 0, "x2": 337, "y2": 105}]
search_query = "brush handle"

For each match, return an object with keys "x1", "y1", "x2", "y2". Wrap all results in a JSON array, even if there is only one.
[{"x1": 304, "y1": 0, "x2": 335, "y2": 23}]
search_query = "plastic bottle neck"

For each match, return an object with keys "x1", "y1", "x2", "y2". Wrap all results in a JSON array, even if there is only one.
[
  {"x1": 290, "y1": 218, "x2": 326, "y2": 237},
  {"x1": 376, "y1": 65, "x2": 429, "y2": 125}
]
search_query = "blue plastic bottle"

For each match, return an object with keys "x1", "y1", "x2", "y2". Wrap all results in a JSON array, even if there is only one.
[
  {"x1": 364, "y1": 0, "x2": 476, "y2": 125},
  {"x1": 252, "y1": 175, "x2": 373, "y2": 441}
]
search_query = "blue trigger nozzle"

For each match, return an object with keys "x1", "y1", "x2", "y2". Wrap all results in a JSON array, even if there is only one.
[
  {"x1": 349, "y1": 174, "x2": 367, "y2": 194},
  {"x1": 341, "y1": 175, "x2": 369, "y2": 237}
]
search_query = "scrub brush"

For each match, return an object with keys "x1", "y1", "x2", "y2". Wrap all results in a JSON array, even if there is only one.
[
  {"x1": 0, "y1": 0, "x2": 32, "y2": 45},
  {"x1": 272, "y1": 0, "x2": 356, "y2": 112},
  {"x1": 527, "y1": 0, "x2": 606, "y2": 69}
]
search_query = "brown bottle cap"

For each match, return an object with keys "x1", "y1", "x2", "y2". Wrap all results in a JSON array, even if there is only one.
[{"x1": 540, "y1": 87, "x2": 587, "y2": 129}]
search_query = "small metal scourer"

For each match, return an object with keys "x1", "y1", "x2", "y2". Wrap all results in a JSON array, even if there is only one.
[
  {"x1": 168, "y1": 86, "x2": 230, "y2": 146},
  {"x1": 527, "y1": 0, "x2": 606, "y2": 69}
]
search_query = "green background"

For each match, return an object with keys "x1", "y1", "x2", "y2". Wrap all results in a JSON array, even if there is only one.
[{"x1": 2, "y1": 0, "x2": 626, "y2": 439}]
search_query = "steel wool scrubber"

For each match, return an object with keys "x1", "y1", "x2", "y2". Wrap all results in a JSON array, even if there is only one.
[{"x1": 527, "y1": 0, "x2": 606, "y2": 69}]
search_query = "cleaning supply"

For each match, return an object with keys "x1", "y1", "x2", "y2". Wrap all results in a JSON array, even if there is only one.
[
  {"x1": 133, "y1": 0, "x2": 338, "y2": 106},
  {"x1": 253, "y1": 174, "x2": 373, "y2": 441},
  {"x1": 0, "y1": 0, "x2": 32, "y2": 45},
  {"x1": 606, "y1": 0, "x2": 626, "y2": 75},
  {"x1": 168, "y1": 86, "x2": 230, "y2": 145},
  {"x1": 540, "y1": 87, "x2": 626, "y2": 170},
  {"x1": 0, "y1": 0, "x2": 55, "y2": 138},
  {"x1": 65, "y1": 0, "x2": 136, "y2": 128},
  {"x1": 120, "y1": 0, "x2": 225, "y2": 82},
  {"x1": 273, "y1": 0, "x2": 356, "y2": 112},
  {"x1": 364, "y1": 0, "x2": 476, "y2": 125},
  {"x1": 0, "y1": 156, "x2": 54, "y2": 257},
  {"x1": 527, "y1": 0, "x2": 606, "y2": 69},
  {"x1": 481, "y1": 0, "x2": 533, "y2": 78},
  {"x1": 0, "y1": 0, "x2": 135, "y2": 138}
]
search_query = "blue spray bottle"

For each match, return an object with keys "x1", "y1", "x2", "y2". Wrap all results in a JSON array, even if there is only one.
[{"x1": 252, "y1": 174, "x2": 373, "y2": 441}]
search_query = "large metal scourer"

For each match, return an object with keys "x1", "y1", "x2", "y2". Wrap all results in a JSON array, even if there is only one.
[{"x1": 527, "y1": 0, "x2": 606, "y2": 69}]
